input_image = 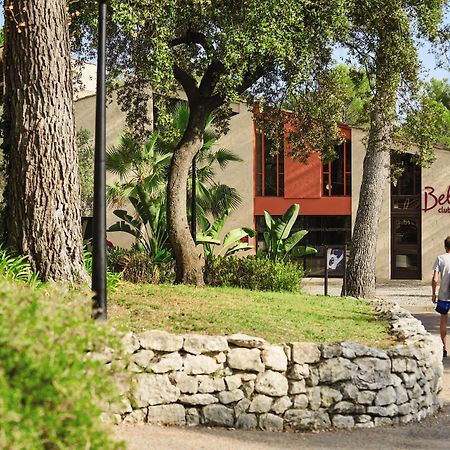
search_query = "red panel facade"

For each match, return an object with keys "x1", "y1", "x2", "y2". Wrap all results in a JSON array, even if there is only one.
[{"x1": 284, "y1": 151, "x2": 322, "y2": 199}]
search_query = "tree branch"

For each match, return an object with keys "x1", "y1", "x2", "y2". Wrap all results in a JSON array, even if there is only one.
[
  {"x1": 199, "y1": 60, "x2": 226, "y2": 97},
  {"x1": 173, "y1": 65, "x2": 199, "y2": 103},
  {"x1": 171, "y1": 31, "x2": 212, "y2": 55}
]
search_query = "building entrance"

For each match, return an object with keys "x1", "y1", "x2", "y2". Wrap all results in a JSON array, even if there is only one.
[{"x1": 390, "y1": 154, "x2": 422, "y2": 279}]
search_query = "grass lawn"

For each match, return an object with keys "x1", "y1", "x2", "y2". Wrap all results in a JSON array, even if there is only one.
[{"x1": 109, "y1": 282, "x2": 395, "y2": 347}]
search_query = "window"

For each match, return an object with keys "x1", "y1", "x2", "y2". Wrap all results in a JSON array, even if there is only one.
[
  {"x1": 255, "y1": 130, "x2": 284, "y2": 197},
  {"x1": 322, "y1": 141, "x2": 351, "y2": 196}
]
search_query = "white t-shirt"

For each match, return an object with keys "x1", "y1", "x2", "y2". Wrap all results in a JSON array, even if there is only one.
[{"x1": 433, "y1": 253, "x2": 450, "y2": 301}]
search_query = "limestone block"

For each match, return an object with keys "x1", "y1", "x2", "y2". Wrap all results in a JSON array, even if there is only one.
[
  {"x1": 318, "y1": 357, "x2": 357, "y2": 383},
  {"x1": 367, "y1": 404, "x2": 398, "y2": 417},
  {"x1": 218, "y1": 389, "x2": 244, "y2": 404},
  {"x1": 306, "y1": 366, "x2": 320, "y2": 387},
  {"x1": 320, "y1": 344, "x2": 343, "y2": 359},
  {"x1": 284, "y1": 409, "x2": 331, "y2": 430},
  {"x1": 341, "y1": 341, "x2": 388, "y2": 359},
  {"x1": 374, "y1": 386, "x2": 396, "y2": 406},
  {"x1": 197, "y1": 375, "x2": 226, "y2": 393},
  {"x1": 130, "y1": 374, "x2": 180, "y2": 407},
  {"x1": 179, "y1": 394, "x2": 218, "y2": 405},
  {"x1": 108, "y1": 397, "x2": 133, "y2": 415},
  {"x1": 398, "y1": 402, "x2": 412, "y2": 415},
  {"x1": 216, "y1": 352, "x2": 226, "y2": 364},
  {"x1": 340, "y1": 383, "x2": 359, "y2": 400},
  {"x1": 355, "y1": 421, "x2": 375, "y2": 428},
  {"x1": 355, "y1": 414, "x2": 372, "y2": 423},
  {"x1": 293, "y1": 394, "x2": 308, "y2": 409},
  {"x1": 331, "y1": 401, "x2": 365, "y2": 415},
  {"x1": 409, "y1": 384, "x2": 423, "y2": 399},
  {"x1": 255, "y1": 371, "x2": 288, "y2": 397},
  {"x1": 227, "y1": 333, "x2": 267, "y2": 348},
  {"x1": 320, "y1": 386, "x2": 343, "y2": 408},
  {"x1": 225, "y1": 374, "x2": 242, "y2": 391},
  {"x1": 242, "y1": 380, "x2": 255, "y2": 397},
  {"x1": 291, "y1": 343, "x2": 321, "y2": 364},
  {"x1": 259, "y1": 413, "x2": 284, "y2": 432},
  {"x1": 261, "y1": 345, "x2": 288, "y2": 371},
  {"x1": 401, "y1": 372, "x2": 417, "y2": 389},
  {"x1": 122, "y1": 409, "x2": 147, "y2": 424},
  {"x1": 306, "y1": 387, "x2": 321, "y2": 411},
  {"x1": 288, "y1": 364, "x2": 310, "y2": 380},
  {"x1": 271, "y1": 396, "x2": 292, "y2": 415},
  {"x1": 186, "y1": 408, "x2": 200, "y2": 426},
  {"x1": 332, "y1": 415, "x2": 355, "y2": 428},
  {"x1": 147, "y1": 404, "x2": 186, "y2": 426},
  {"x1": 289, "y1": 379, "x2": 306, "y2": 395},
  {"x1": 249, "y1": 394, "x2": 273, "y2": 413},
  {"x1": 202, "y1": 404, "x2": 235, "y2": 427},
  {"x1": 171, "y1": 373, "x2": 198, "y2": 394},
  {"x1": 184, "y1": 354, "x2": 220, "y2": 375},
  {"x1": 138, "y1": 330, "x2": 183, "y2": 352},
  {"x1": 183, "y1": 334, "x2": 229, "y2": 355},
  {"x1": 227, "y1": 348, "x2": 264, "y2": 372},
  {"x1": 356, "y1": 390, "x2": 376, "y2": 405},
  {"x1": 374, "y1": 417, "x2": 393, "y2": 426},
  {"x1": 121, "y1": 332, "x2": 141, "y2": 354},
  {"x1": 391, "y1": 357, "x2": 407, "y2": 373},
  {"x1": 149, "y1": 352, "x2": 183, "y2": 373},
  {"x1": 236, "y1": 413, "x2": 258, "y2": 430},
  {"x1": 131, "y1": 350, "x2": 155, "y2": 369},
  {"x1": 353, "y1": 357, "x2": 392, "y2": 390},
  {"x1": 235, "y1": 398, "x2": 251, "y2": 415}
]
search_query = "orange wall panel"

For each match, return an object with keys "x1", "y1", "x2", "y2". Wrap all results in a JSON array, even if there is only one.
[
  {"x1": 254, "y1": 197, "x2": 351, "y2": 216},
  {"x1": 284, "y1": 152, "x2": 322, "y2": 198}
]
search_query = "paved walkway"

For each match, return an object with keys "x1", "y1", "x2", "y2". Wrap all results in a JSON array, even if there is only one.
[{"x1": 114, "y1": 283, "x2": 450, "y2": 449}]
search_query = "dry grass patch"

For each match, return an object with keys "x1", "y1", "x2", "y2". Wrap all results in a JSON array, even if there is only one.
[{"x1": 109, "y1": 282, "x2": 395, "y2": 346}]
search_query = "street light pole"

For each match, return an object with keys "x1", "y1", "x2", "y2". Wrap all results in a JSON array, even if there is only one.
[{"x1": 92, "y1": 0, "x2": 107, "y2": 320}]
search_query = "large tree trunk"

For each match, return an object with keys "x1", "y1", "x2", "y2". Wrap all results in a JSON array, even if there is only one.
[
  {"x1": 167, "y1": 109, "x2": 207, "y2": 285},
  {"x1": 4, "y1": 0, "x2": 87, "y2": 282}
]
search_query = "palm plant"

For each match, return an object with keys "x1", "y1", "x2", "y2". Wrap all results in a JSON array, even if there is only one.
[
  {"x1": 106, "y1": 132, "x2": 172, "y2": 262},
  {"x1": 263, "y1": 204, "x2": 317, "y2": 261}
]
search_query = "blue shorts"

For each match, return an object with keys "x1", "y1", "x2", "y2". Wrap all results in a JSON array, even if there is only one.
[{"x1": 436, "y1": 300, "x2": 450, "y2": 315}]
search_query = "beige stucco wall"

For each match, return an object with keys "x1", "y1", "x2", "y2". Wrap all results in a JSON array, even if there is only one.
[
  {"x1": 213, "y1": 104, "x2": 256, "y2": 253},
  {"x1": 74, "y1": 92, "x2": 134, "y2": 248},
  {"x1": 422, "y1": 147, "x2": 450, "y2": 279},
  {"x1": 350, "y1": 127, "x2": 391, "y2": 282}
]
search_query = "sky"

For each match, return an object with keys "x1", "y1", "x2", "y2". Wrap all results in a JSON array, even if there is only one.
[{"x1": 0, "y1": 9, "x2": 448, "y2": 81}]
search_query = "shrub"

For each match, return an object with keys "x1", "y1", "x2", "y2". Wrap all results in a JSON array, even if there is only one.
[
  {"x1": 0, "y1": 281, "x2": 124, "y2": 450},
  {"x1": 84, "y1": 250, "x2": 122, "y2": 292},
  {"x1": 0, "y1": 245, "x2": 40, "y2": 285},
  {"x1": 107, "y1": 248, "x2": 175, "y2": 284},
  {"x1": 205, "y1": 255, "x2": 304, "y2": 292}
]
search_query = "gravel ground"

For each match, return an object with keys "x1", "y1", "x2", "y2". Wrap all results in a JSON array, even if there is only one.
[{"x1": 114, "y1": 280, "x2": 449, "y2": 450}]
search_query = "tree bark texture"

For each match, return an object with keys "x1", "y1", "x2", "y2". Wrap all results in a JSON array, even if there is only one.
[
  {"x1": 4, "y1": 0, "x2": 87, "y2": 282},
  {"x1": 167, "y1": 109, "x2": 207, "y2": 285}
]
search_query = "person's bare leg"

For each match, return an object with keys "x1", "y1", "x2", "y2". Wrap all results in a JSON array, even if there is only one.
[{"x1": 440, "y1": 313, "x2": 448, "y2": 355}]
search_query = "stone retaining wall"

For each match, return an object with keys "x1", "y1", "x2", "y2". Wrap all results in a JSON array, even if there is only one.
[{"x1": 104, "y1": 300, "x2": 443, "y2": 431}]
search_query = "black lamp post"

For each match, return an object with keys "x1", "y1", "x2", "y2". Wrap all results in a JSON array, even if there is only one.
[{"x1": 92, "y1": 0, "x2": 107, "y2": 320}]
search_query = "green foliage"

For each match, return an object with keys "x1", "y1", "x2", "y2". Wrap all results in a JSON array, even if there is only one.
[
  {"x1": 262, "y1": 204, "x2": 317, "y2": 261},
  {"x1": 84, "y1": 251, "x2": 122, "y2": 292},
  {"x1": 204, "y1": 255, "x2": 304, "y2": 292},
  {"x1": 196, "y1": 210, "x2": 255, "y2": 258},
  {"x1": 0, "y1": 281, "x2": 124, "y2": 450},
  {"x1": 77, "y1": 128, "x2": 95, "y2": 216},
  {"x1": 0, "y1": 245, "x2": 39, "y2": 285},
  {"x1": 107, "y1": 248, "x2": 175, "y2": 284}
]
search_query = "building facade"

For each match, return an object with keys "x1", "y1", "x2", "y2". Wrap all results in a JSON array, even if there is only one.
[{"x1": 74, "y1": 87, "x2": 450, "y2": 283}]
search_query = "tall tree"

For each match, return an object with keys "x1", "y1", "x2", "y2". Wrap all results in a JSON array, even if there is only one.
[
  {"x1": 73, "y1": 0, "x2": 348, "y2": 285},
  {"x1": 343, "y1": 0, "x2": 446, "y2": 298},
  {"x1": 3, "y1": 1, "x2": 87, "y2": 281}
]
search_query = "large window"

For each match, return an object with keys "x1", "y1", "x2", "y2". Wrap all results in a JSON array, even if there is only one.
[
  {"x1": 322, "y1": 141, "x2": 351, "y2": 196},
  {"x1": 255, "y1": 130, "x2": 284, "y2": 197},
  {"x1": 255, "y1": 215, "x2": 352, "y2": 276}
]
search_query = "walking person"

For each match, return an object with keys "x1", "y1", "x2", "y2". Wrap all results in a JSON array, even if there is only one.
[{"x1": 431, "y1": 236, "x2": 450, "y2": 358}]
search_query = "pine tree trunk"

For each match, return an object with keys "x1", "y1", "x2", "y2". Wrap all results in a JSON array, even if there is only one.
[
  {"x1": 167, "y1": 110, "x2": 207, "y2": 285},
  {"x1": 4, "y1": 0, "x2": 87, "y2": 282}
]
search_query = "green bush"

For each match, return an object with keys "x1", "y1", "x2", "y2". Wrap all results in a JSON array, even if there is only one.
[
  {"x1": 205, "y1": 255, "x2": 304, "y2": 292},
  {"x1": 107, "y1": 248, "x2": 175, "y2": 284},
  {"x1": 84, "y1": 250, "x2": 122, "y2": 292},
  {"x1": 0, "y1": 245, "x2": 40, "y2": 285},
  {"x1": 0, "y1": 281, "x2": 124, "y2": 450}
]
